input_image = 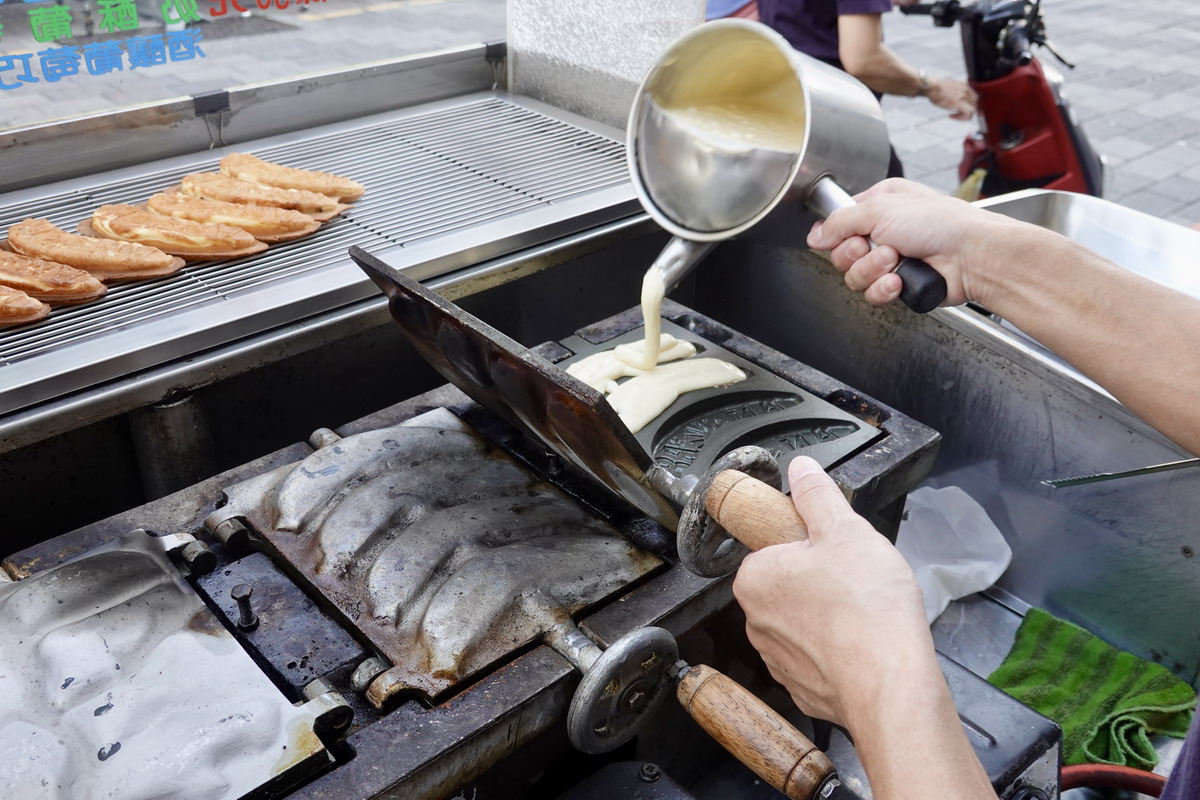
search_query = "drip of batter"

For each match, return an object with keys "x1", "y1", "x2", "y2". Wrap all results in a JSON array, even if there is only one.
[
  {"x1": 638, "y1": 266, "x2": 666, "y2": 369},
  {"x1": 564, "y1": 36, "x2": 813, "y2": 433}
]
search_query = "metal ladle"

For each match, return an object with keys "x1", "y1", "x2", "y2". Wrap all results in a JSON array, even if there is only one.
[{"x1": 629, "y1": 20, "x2": 948, "y2": 313}]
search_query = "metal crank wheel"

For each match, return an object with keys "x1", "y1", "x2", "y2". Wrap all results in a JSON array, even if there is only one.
[
  {"x1": 677, "y1": 446, "x2": 782, "y2": 577},
  {"x1": 566, "y1": 627, "x2": 678, "y2": 753}
]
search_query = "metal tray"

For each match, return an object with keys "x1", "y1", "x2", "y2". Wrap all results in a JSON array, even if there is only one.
[{"x1": 977, "y1": 189, "x2": 1200, "y2": 300}]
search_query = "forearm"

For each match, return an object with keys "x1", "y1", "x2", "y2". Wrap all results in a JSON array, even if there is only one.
[
  {"x1": 842, "y1": 42, "x2": 924, "y2": 96},
  {"x1": 974, "y1": 225, "x2": 1200, "y2": 455},
  {"x1": 847, "y1": 649, "x2": 994, "y2": 799}
]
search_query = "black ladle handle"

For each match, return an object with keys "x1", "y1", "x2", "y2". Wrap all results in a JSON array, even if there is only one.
[
  {"x1": 805, "y1": 177, "x2": 948, "y2": 314},
  {"x1": 895, "y1": 256, "x2": 948, "y2": 313}
]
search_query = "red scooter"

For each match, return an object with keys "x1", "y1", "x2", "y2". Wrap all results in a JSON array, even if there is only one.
[{"x1": 902, "y1": 0, "x2": 1104, "y2": 198}]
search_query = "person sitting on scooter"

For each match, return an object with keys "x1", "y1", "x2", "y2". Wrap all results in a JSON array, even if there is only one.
[
  {"x1": 757, "y1": 0, "x2": 977, "y2": 177},
  {"x1": 733, "y1": 177, "x2": 1200, "y2": 798}
]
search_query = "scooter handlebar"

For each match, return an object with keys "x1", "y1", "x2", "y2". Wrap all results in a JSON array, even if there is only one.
[
  {"x1": 1005, "y1": 24, "x2": 1035, "y2": 66},
  {"x1": 898, "y1": 0, "x2": 960, "y2": 25}
]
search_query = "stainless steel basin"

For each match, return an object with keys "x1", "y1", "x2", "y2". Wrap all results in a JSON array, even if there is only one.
[{"x1": 977, "y1": 189, "x2": 1200, "y2": 300}]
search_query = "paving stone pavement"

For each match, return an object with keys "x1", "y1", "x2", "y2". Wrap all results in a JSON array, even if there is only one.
[
  {"x1": 879, "y1": 0, "x2": 1200, "y2": 224},
  {"x1": 5, "y1": 0, "x2": 1200, "y2": 223}
]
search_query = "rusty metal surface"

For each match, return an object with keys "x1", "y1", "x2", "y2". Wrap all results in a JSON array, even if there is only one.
[
  {"x1": 581, "y1": 564, "x2": 733, "y2": 651},
  {"x1": 210, "y1": 408, "x2": 662, "y2": 707},
  {"x1": 195, "y1": 552, "x2": 369, "y2": 700},
  {"x1": 0, "y1": 529, "x2": 337, "y2": 800},
  {"x1": 291, "y1": 645, "x2": 580, "y2": 800},
  {"x1": 352, "y1": 246, "x2": 681, "y2": 529}
]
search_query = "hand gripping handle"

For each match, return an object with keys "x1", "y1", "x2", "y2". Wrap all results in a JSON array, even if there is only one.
[
  {"x1": 806, "y1": 176, "x2": 948, "y2": 314},
  {"x1": 677, "y1": 664, "x2": 838, "y2": 799},
  {"x1": 705, "y1": 469, "x2": 809, "y2": 550}
]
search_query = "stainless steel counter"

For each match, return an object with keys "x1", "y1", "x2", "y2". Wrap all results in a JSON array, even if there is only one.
[{"x1": 978, "y1": 189, "x2": 1200, "y2": 301}]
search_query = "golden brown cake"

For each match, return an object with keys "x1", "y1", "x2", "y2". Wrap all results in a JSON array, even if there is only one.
[
  {"x1": 0, "y1": 285, "x2": 50, "y2": 327},
  {"x1": 146, "y1": 191, "x2": 320, "y2": 242},
  {"x1": 0, "y1": 250, "x2": 106, "y2": 304},
  {"x1": 86, "y1": 205, "x2": 267, "y2": 260},
  {"x1": 180, "y1": 173, "x2": 345, "y2": 220},
  {"x1": 8, "y1": 218, "x2": 183, "y2": 280},
  {"x1": 220, "y1": 153, "x2": 365, "y2": 202}
]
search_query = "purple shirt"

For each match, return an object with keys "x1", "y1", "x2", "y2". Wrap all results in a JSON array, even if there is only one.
[
  {"x1": 1162, "y1": 711, "x2": 1200, "y2": 800},
  {"x1": 759, "y1": 0, "x2": 894, "y2": 65}
]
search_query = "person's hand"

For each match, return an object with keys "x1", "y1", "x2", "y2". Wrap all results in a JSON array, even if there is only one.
[
  {"x1": 806, "y1": 178, "x2": 1035, "y2": 308},
  {"x1": 927, "y1": 77, "x2": 977, "y2": 120},
  {"x1": 731, "y1": 456, "x2": 939, "y2": 729}
]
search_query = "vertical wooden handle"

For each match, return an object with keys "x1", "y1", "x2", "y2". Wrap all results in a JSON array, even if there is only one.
[
  {"x1": 677, "y1": 664, "x2": 836, "y2": 799},
  {"x1": 705, "y1": 469, "x2": 809, "y2": 550}
]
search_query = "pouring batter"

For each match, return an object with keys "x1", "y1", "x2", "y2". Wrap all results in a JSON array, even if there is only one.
[
  {"x1": 565, "y1": 266, "x2": 747, "y2": 434},
  {"x1": 637, "y1": 267, "x2": 667, "y2": 369},
  {"x1": 566, "y1": 327, "x2": 746, "y2": 434}
]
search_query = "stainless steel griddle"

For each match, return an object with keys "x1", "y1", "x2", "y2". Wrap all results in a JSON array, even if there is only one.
[{"x1": 0, "y1": 93, "x2": 636, "y2": 425}]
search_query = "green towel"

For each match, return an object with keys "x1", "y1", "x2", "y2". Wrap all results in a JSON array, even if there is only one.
[{"x1": 988, "y1": 607, "x2": 1196, "y2": 769}]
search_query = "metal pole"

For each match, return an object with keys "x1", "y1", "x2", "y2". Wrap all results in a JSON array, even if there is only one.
[{"x1": 127, "y1": 392, "x2": 217, "y2": 500}]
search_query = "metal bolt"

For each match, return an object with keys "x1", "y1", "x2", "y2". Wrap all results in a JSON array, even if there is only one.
[
  {"x1": 308, "y1": 428, "x2": 342, "y2": 449},
  {"x1": 1183, "y1": 546, "x2": 1194, "y2": 559},
  {"x1": 213, "y1": 518, "x2": 251, "y2": 549},
  {"x1": 179, "y1": 540, "x2": 216, "y2": 575},
  {"x1": 231, "y1": 583, "x2": 259, "y2": 631},
  {"x1": 303, "y1": 677, "x2": 336, "y2": 701},
  {"x1": 622, "y1": 687, "x2": 649, "y2": 714},
  {"x1": 545, "y1": 449, "x2": 563, "y2": 477},
  {"x1": 639, "y1": 762, "x2": 662, "y2": 783},
  {"x1": 351, "y1": 656, "x2": 390, "y2": 693}
]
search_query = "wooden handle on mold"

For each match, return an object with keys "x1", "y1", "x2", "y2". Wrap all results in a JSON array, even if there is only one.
[
  {"x1": 704, "y1": 469, "x2": 809, "y2": 550},
  {"x1": 677, "y1": 664, "x2": 836, "y2": 800}
]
